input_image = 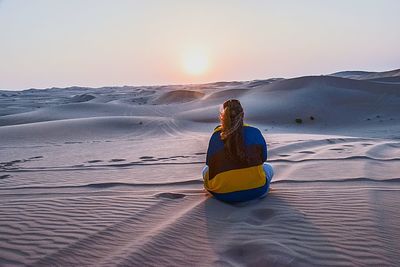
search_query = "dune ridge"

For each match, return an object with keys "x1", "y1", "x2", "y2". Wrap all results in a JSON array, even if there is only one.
[
  {"x1": 1, "y1": 71, "x2": 400, "y2": 266},
  {"x1": 331, "y1": 68, "x2": 400, "y2": 80}
]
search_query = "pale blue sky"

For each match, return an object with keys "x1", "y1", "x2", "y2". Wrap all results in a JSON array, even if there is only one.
[{"x1": 1, "y1": 0, "x2": 399, "y2": 90}]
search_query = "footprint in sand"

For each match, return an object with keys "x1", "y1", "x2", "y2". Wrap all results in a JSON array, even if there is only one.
[
  {"x1": 251, "y1": 208, "x2": 275, "y2": 220},
  {"x1": 0, "y1": 174, "x2": 11, "y2": 179},
  {"x1": 87, "y1": 160, "x2": 103, "y2": 163},
  {"x1": 329, "y1": 148, "x2": 344, "y2": 151},
  {"x1": 29, "y1": 156, "x2": 43, "y2": 160},
  {"x1": 298, "y1": 151, "x2": 315, "y2": 154},
  {"x1": 361, "y1": 143, "x2": 373, "y2": 146},
  {"x1": 141, "y1": 158, "x2": 158, "y2": 162},
  {"x1": 139, "y1": 156, "x2": 158, "y2": 162},
  {"x1": 222, "y1": 240, "x2": 296, "y2": 266},
  {"x1": 110, "y1": 158, "x2": 126, "y2": 162},
  {"x1": 245, "y1": 208, "x2": 275, "y2": 225},
  {"x1": 156, "y1": 192, "x2": 186, "y2": 199},
  {"x1": 169, "y1": 155, "x2": 190, "y2": 158},
  {"x1": 139, "y1": 156, "x2": 154, "y2": 159}
]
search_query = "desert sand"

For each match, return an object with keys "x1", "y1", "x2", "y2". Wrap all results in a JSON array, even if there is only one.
[{"x1": 1, "y1": 71, "x2": 400, "y2": 266}]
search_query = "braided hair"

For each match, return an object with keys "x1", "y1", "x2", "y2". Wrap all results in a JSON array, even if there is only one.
[{"x1": 219, "y1": 99, "x2": 247, "y2": 164}]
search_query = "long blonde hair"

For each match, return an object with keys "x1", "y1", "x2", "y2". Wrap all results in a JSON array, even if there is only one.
[{"x1": 220, "y1": 99, "x2": 247, "y2": 163}]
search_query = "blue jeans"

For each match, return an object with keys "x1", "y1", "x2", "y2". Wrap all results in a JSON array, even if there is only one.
[
  {"x1": 260, "y1": 162, "x2": 274, "y2": 198},
  {"x1": 263, "y1": 162, "x2": 274, "y2": 186}
]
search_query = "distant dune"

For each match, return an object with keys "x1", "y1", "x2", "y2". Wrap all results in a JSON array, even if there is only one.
[
  {"x1": 178, "y1": 75, "x2": 400, "y2": 129},
  {"x1": 152, "y1": 90, "x2": 205, "y2": 104},
  {"x1": 1, "y1": 69, "x2": 400, "y2": 266},
  {"x1": 330, "y1": 68, "x2": 400, "y2": 80},
  {"x1": 329, "y1": 70, "x2": 374, "y2": 79},
  {"x1": 70, "y1": 93, "x2": 96, "y2": 103}
]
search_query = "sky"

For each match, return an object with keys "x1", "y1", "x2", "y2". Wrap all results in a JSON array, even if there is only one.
[{"x1": 1, "y1": 0, "x2": 399, "y2": 90}]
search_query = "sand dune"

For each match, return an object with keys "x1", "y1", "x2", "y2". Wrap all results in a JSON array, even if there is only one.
[
  {"x1": 8, "y1": 188, "x2": 396, "y2": 267},
  {"x1": 331, "y1": 68, "x2": 400, "y2": 80},
  {"x1": 360, "y1": 68, "x2": 400, "y2": 80},
  {"x1": 0, "y1": 116, "x2": 184, "y2": 144},
  {"x1": 152, "y1": 90, "x2": 205, "y2": 104},
  {"x1": 0, "y1": 101, "x2": 187, "y2": 127},
  {"x1": 70, "y1": 93, "x2": 96, "y2": 103},
  {"x1": 364, "y1": 76, "x2": 400, "y2": 84},
  {"x1": 178, "y1": 76, "x2": 400, "y2": 131},
  {"x1": 2, "y1": 135, "x2": 400, "y2": 266},
  {"x1": 205, "y1": 88, "x2": 250, "y2": 101},
  {"x1": 1, "y1": 72, "x2": 400, "y2": 266}
]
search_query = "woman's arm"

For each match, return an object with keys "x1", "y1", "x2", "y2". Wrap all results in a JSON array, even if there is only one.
[
  {"x1": 206, "y1": 125, "x2": 222, "y2": 165},
  {"x1": 258, "y1": 129, "x2": 268, "y2": 162}
]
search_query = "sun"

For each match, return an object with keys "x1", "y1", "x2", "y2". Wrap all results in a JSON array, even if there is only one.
[{"x1": 182, "y1": 49, "x2": 209, "y2": 76}]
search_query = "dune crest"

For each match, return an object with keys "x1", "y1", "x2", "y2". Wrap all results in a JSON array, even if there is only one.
[
  {"x1": 1, "y1": 71, "x2": 400, "y2": 266},
  {"x1": 152, "y1": 90, "x2": 205, "y2": 104}
]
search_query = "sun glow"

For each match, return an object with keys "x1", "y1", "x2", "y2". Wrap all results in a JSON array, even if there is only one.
[{"x1": 182, "y1": 49, "x2": 209, "y2": 76}]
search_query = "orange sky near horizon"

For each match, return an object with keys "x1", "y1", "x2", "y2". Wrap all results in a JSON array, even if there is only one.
[{"x1": 0, "y1": 0, "x2": 399, "y2": 90}]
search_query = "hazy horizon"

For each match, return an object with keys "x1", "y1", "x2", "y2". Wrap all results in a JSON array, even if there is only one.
[
  {"x1": 1, "y1": 0, "x2": 400, "y2": 91},
  {"x1": 2, "y1": 67, "x2": 400, "y2": 92}
]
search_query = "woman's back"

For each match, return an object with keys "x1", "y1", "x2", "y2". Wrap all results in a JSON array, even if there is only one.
[
  {"x1": 203, "y1": 99, "x2": 273, "y2": 202},
  {"x1": 204, "y1": 124, "x2": 270, "y2": 202}
]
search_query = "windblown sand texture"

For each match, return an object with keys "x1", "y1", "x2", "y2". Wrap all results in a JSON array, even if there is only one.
[{"x1": 1, "y1": 72, "x2": 400, "y2": 266}]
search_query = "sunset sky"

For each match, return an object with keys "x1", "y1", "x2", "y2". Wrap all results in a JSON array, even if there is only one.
[{"x1": 1, "y1": 0, "x2": 399, "y2": 90}]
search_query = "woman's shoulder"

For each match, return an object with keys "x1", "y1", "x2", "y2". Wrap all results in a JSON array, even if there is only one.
[
  {"x1": 243, "y1": 124, "x2": 264, "y2": 141},
  {"x1": 213, "y1": 125, "x2": 222, "y2": 133},
  {"x1": 243, "y1": 124, "x2": 261, "y2": 133}
]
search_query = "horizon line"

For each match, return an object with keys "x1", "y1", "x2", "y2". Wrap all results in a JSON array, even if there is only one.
[{"x1": 1, "y1": 67, "x2": 399, "y2": 92}]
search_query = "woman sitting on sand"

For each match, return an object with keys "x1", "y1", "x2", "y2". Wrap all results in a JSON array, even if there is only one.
[{"x1": 202, "y1": 99, "x2": 274, "y2": 202}]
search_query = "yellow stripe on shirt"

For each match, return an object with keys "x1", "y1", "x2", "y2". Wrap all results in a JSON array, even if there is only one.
[{"x1": 204, "y1": 164, "x2": 266, "y2": 194}]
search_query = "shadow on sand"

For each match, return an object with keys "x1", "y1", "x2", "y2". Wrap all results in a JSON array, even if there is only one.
[{"x1": 202, "y1": 192, "x2": 338, "y2": 267}]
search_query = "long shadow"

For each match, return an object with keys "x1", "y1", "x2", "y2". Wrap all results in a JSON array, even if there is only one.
[{"x1": 203, "y1": 192, "x2": 340, "y2": 267}]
